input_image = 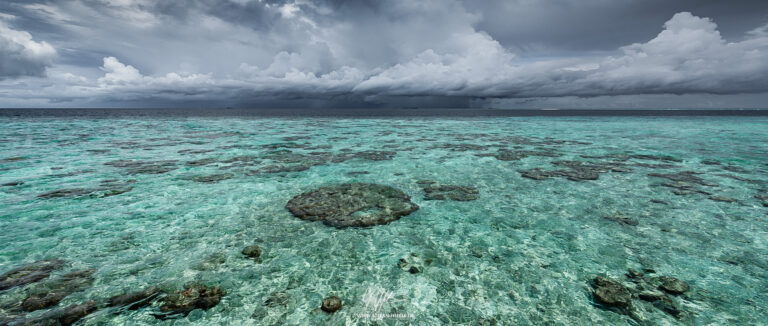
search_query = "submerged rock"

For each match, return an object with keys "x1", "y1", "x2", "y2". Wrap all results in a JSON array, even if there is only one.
[
  {"x1": 193, "y1": 253, "x2": 228, "y2": 271},
  {"x1": 105, "y1": 159, "x2": 177, "y2": 175},
  {"x1": 107, "y1": 287, "x2": 161, "y2": 310},
  {"x1": 626, "y1": 269, "x2": 644, "y2": 279},
  {"x1": 648, "y1": 171, "x2": 715, "y2": 186},
  {"x1": 560, "y1": 168, "x2": 599, "y2": 181},
  {"x1": 38, "y1": 182, "x2": 134, "y2": 199},
  {"x1": 519, "y1": 160, "x2": 630, "y2": 182},
  {"x1": 261, "y1": 150, "x2": 319, "y2": 164},
  {"x1": 653, "y1": 300, "x2": 682, "y2": 318},
  {"x1": 478, "y1": 149, "x2": 561, "y2": 161},
  {"x1": 397, "y1": 253, "x2": 432, "y2": 274},
  {"x1": 38, "y1": 188, "x2": 96, "y2": 199},
  {"x1": 184, "y1": 173, "x2": 234, "y2": 183},
  {"x1": 422, "y1": 184, "x2": 479, "y2": 201},
  {"x1": 220, "y1": 155, "x2": 261, "y2": 167},
  {"x1": 658, "y1": 276, "x2": 689, "y2": 295},
  {"x1": 708, "y1": 196, "x2": 740, "y2": 203},
  {"x1": 332, "y1": 150, "x2": 396, "y2": 162},
  {"x1": 281, "y1": 135, "x2": 311, "y2": 141},
  {"x1": 249, "y1": 164, "x2": 312, "y2": 174},
  {"x1": 11, "y1": 300, "x2": 98, "y2": 326},
  {"x1": 663, "y1": 183, "x2": 712, "y2": 196},
  {"x1": 638, "y1": 290, "x2": 665, "y2": 302},
  {"x1": 321, "y1": 296, "x2": 342, "y2": 313},
  {"x1": 723, "y1": 165, "x2": 750, "y2": 174},
  {"x1": 519, "y1": 168, "x2": 551, "y2": 180},
  {"x1": 21, "y1": 269, "x2": 94, "y2": 312},
  {"x1": 286, "y1": 183, "x2": 419, "y2": 228},
  {"x1": 716, "y1": 173, "x2": 764, "y2": 184},
  {"x1": 604, "y1": 214, "x2": 639, "y2": 226},
  {"x1": 431, "y1": 143, "x2": 489, "y2": 152},
  {"x1": 0, "y1": 156, "x2": 28, "y2": 163},
  {"x1": 241, "y1": 246, "x2": 262, "y2": 258},
  {"x1": 186, "y1": 158, "x2": 218, "y2": 167},
  {"x1": 264, "y1": 292, "x2": 290, "y2": 307},
  {"x1": 581, "y1": 153, "x2": 681, "y2": 163},
  {"x1": 0, "y1": 259, "x2": 66, "y2": 291},
  {"x1": 592, "y1": 276, "x2": 632, "y2": 308},
  {"x1": 21, "y1": 292, "x2": 69, "y2": 312},
  {"x1": 260, "y1": 142, "x2": 305, "y2": 149},
  {"x1": 178, "y1": 149, "x2": 215, "y2": 155},
  {"x1": 155, "y1": 284, "x2": 225, "y2": 319},
  {"x1": 398, "y1": 253, "x2": 432, "y2": 274}
]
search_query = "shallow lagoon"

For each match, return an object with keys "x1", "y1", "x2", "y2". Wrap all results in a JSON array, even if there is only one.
[{"x1": 1, "y1": 116, "x2": 767, "y2": 325}]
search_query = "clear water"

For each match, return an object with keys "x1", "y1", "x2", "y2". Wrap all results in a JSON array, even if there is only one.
[{"x1": 1, "y1": 116, "x2": 767, "y2": 325}]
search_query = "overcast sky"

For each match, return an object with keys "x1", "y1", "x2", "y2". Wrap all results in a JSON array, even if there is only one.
[{"x1": 1, "y1": 0, "x2": 768, "y2": 108}]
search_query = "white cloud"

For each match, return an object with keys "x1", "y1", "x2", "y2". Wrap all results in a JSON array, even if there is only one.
[
  {"x1": 569, "y1": 12, "x2": 768, "y2": 97},
  {"x1": 355, "y1": 11, "x2": 768, "y2": 98},
  {"x1": 0, "y1": 20, "x2": 57, "y2": 78},
  {"x1": 279, "y1": 3, "x2": 301, "y2": 19},
  {"x1": 98, "y1": 56, "x2": 143, "y2": 84}
]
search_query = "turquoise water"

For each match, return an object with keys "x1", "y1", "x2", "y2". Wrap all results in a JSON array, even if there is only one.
[{"x1": 1, "y1": 116, "x2": 767, "y2": 325}]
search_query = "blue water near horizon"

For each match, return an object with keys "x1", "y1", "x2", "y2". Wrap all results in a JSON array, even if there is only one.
[{"x1": 1, "y1": 115, "x2": 767, "y2": 325}]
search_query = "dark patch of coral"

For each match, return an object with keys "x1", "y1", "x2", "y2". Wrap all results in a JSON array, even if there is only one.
[
  {"x1": 155, "y1": 284, "x2": 225, "y2": 320},
  {"x1": 21, "y1": 269, "x2": 95, "y2": 312},
  {"x1": 0, "y1": 260, "x2": 66, "y2": 291},
  {"x1": 286, "y1": 183, "x2": 419, "y2": 228},
  {"x1": 106, "y1": 287, "x2": 162, "y2": 310},
  {"x1": 421, "y1": 184, "x2": 479, "y2": 201}
]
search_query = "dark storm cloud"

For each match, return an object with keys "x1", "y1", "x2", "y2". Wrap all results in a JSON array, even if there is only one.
[{"x1": 0, "y1": 0, "x2": 768, "y2": 107}]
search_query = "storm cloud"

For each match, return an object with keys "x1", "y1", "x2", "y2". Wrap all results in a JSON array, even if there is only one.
[{"x1": 0, "y1": 0, "x2": 767, "y2": 108}]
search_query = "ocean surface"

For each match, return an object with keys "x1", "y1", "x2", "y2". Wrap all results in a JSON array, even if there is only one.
[{"x1": 1, "y1": 110, "x2": 767, "y2": 325}]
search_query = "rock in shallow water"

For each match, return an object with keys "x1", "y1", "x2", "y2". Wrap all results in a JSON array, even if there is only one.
[
  {"x1": 21, "y1": 269, "x2": 95, "y2": 312},
  {"x1": 241, "y1": 245, "x2": 262, "y2": 258},
  {"x1": 422, "y1": 184, "x2": 479, "y2": 201},
  {"x1": 592, "y1": 276, "x2": 632, "y2": 308},
  {"x1": 519, "y1": 160, "x2": 630, "y2": 182},
  {"x1": 105, "y1": 159, "x2": 177, "y2": 175},
  {"x1": 155, "y1": 284, "x2": 225, "y2": 319},
  {"x1": 107, "y1": 287, "x2": 161, "y2": 310},
  {"x1": 658, "y1": 276, "x2": 689, "y2": 295},
  {"x1": 603, "y1": 214, "x2": 639, "y2": 226},
  {"x1": 398, "y1": 253, "x2": 432, "y2": 274},
  {"x1": 0, "y1": 259, "x2": 66, "y2": 291},
  {"x1": 264, "y1": 292, "x2": 290, "y2": 307},
  {"x1": 653, "y1": 299, "x2": 682, "y2": 318},
  {"x1": 8, "y1": 300, "x2": 98, "y2": 326},
  {"x1": 638, "y1": 290, "x2": 664, "y2": 302},
  {"x1": 37, "y1": 188, "x2": 95, "y2": 199},
  {"x1": 184, "y1": 173, "x2": 234, "y2": 183},
  {"x1": 285, "y1": 183, "x2": 419, "y2": 228},
  {"x1": 709, "y1": 196, "x2": 739, "y2": 203},
  {"x1": 321, "y1": 296, "x2": 342, "y2": 313}
]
